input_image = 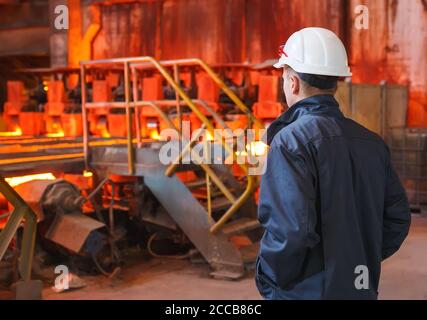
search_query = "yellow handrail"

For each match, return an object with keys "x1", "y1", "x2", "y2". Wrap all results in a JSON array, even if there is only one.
[
  {"x1": 131, "y1": 58, "x2": 264, "y2": 130},
  {"x1": 80, "y1": 56, "x2": 261, "y2": 234}
]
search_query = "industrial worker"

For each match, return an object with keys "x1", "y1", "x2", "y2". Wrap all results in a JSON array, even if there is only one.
[{"x1": 255, "y1": 27, "x2": 411, "y2": 300}]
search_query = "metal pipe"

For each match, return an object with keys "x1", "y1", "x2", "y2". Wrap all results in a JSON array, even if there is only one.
[
  {"x1": 210, "y1": 175, "x2": 255, "y2": 234},
  {"x1": 124, "y1": 61, "x2": 135, "y2": 175},
  {"x1": 81, "y1": 57, "x2": 250, "y2": 68},
  {"x1": 199, "y1": 163, "x2": 236, "y2": 204},
  {"x1": 132, "y1": 59, "x2": 251, "y2": 70},
  {"x1": 206, "y1": 173, "x2": 211, "y2": 218},
  {"x1": 108, "y1": 180, "x2": 115, "y2": 243},
  {"x1": 81, "y1": 65, "x2": 89, "y2": 169},
  {"x1": 173, "y1": 64, "x2": 182, "y2": 133},
  {"x1": 19, "y1": 206, "x2": 37, "y2": 281},
  {"x1": 131, "y1": 67, "x2": 142, "y2": 147}
]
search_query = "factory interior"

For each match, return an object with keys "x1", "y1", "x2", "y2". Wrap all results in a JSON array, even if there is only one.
[{"x1": 0, "y1": 0, "x2": 426, "y2": 301}]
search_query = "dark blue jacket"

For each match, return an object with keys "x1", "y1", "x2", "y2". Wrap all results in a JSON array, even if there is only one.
[{"x1": 256, "y1": 94, "x2": 411, "y2": 300}]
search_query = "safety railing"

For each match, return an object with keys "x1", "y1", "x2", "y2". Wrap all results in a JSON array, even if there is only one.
[
  {"x1": 80, "y1": 56, "x2": 262, "y2": 234},
  {"x1": 0, "y1": 176, "x2": 37, "y2": 282}
]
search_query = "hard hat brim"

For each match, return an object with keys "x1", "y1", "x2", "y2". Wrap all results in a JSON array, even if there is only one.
[
  {"x1": 273, "y1": 55, "x2": 352, "y2": 77},
  {"x1": 273, "y1": 56, "x2": 286, "y2": 69}
]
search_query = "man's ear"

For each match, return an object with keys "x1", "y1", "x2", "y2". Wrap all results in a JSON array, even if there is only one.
[{"x1": 291, "y1": 74, "x2": 300, "y2": 95}]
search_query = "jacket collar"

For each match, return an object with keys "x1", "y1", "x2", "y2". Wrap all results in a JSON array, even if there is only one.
[{"x1": 266, "y1": 94, "x2": 343, "y2": 145}]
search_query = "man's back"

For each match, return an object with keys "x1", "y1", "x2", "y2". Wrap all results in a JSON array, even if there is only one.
[{"x1": 256, "y1": 94, "x2": 411, "y2": 300}]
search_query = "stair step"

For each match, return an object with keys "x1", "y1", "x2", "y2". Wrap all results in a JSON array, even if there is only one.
[
  {"x1": 194, "y1": 191, "x2": 226, "y2": 200},
  {"x1": 222, "y1": 218, "x2": 261, "y2": 236},
  {"x1": 185, "y1": 178, "x2": 206, "y2": 190},
  {"x1": 210, "y1": 270, "x2": 243, "y2": 280},
  {"x1": 211, "y1": 196, "x2": 231, "y2": 212}
]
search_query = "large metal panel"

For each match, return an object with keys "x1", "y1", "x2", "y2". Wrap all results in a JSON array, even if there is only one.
[
  {"x1": 350, "y1": 84, "x2": 382, "y2": 135},
  {"x1": 246, "y1": 0, "x2": 344, "y2": 63},
  {"x1": 335, "y1": 81, "x2": 351, "y2": 117},
  {"x1": 92, "y1": 2, "x2": 159, "y2": 59},
  {"x1": 336, "y1": 83, "x2": 408, "y2": 136},
  {"x1": 386, "y1": 84, "x2": 408, "y2": 128},
  {"x1": 145, "y1": 173, "x2": 244, "y2": 277},
  {"x1": 349, "y1": 0, "x2": 427, "y2": 127},
  {"x1": 161, "y1": 0, "x2": 245, "y2": 63}
]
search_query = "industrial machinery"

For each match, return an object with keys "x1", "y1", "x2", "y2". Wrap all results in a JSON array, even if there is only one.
[
  {"x1": 78, "y1": 56, "x2": 268, "y2": 279},
  {"x1": 0, "y1": 53, "x2": 407, "y2": 300},
  {"x1": 0, "y1": 56, "x2": 282, "y2": 298}
]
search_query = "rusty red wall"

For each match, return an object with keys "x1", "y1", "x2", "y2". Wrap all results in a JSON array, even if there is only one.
[
  {"x1": 92, "y1": 0, "x2": 343, "y2": 63},
  {"x1": 160, "y1": 0, "x2": 245, "y2": 63},
  {"x1": 245, "y1": 0, "x2": 344, "y2": 63},
  {"x1": 349, "y1": 0, "x2": 427, "y2": 127},
  {"x1": 93, "y1": 2, "x2": 159, "y2": 59},
  {"x1": 87, "y1": 0, "x2": 427, "y2": 127}
]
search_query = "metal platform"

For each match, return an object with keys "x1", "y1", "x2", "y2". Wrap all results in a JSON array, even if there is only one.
[{"x1": 0, "y1": 136, "x2": 129, "y2": 177}]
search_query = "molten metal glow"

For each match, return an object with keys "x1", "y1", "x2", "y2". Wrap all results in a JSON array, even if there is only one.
[
  {"x1": 205, "y1": 132, "x2": 214, "y2": 141},
  {"x1": 5, "y1": 173, "x2": 56, "y2": 187},
  {"x1": 101, "y1": 129, "x2": 111, "y2": 138},
  {"x1": 83, "y1": 170, "x2": 93, "y2": 178},
  {"x1": 149, "y1": 129, "x2": 160, "y2": 140},
  {"x1": 46, "y1": 130, "x2": 65, "y2": 138},
  {"x1": 47, "y1": 120, "x2": 65, "y2": 137},
  {"x1": 246, "y1": 141, "x2": 268, "y2": 157},
  {"x1": 0, "y1": 127, "x2": 22, "y2": 137}
]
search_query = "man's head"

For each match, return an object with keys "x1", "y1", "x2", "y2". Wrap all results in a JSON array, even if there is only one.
[
  {"x1": 281, "y1": 66, "x2": 339, "y2": 107},
  {"x1": 275, "y1": 27, "x2": 351, "y2": 107}
]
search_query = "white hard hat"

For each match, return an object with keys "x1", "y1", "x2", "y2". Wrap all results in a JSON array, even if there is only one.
[{"x1": 274, "y1": 27, "x2": 352, "y2": 77}]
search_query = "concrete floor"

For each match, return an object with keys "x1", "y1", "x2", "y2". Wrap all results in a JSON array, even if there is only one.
[
  {"x1": 38, "y1": 215, "x2": 427, "y2": 300},
  {"x1": 378, "y1": 215, "x2": 427, "y2": 299},
  {"x1": 0, "y1": 215, "x2": 425, "y2": 300}
]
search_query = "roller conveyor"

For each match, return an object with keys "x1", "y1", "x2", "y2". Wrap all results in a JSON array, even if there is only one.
[{"x1": 0, "y1": 136, "x2": 133, "y2": 177}]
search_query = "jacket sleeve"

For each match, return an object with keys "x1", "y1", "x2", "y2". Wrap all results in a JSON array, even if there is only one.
[
  {"x1": 382, "y1": 155, "x2": 411, "y2": 260},
  {"x1": 257, "y1": 143, "x2": 320, "y2": 289}
]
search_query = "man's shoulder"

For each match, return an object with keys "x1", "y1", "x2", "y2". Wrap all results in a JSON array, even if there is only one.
[{"x1": 271, "y1": 114, "x2": 385, "y2": 152}]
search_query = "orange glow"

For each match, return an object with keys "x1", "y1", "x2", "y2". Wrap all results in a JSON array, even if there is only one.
[
  {"x1": 5, "y1": 173, "x2": 56, "y2": 187},
  {"x1": 83, "y1": 170, "x2": 93, "y2": 178},
  {"x1": 205, "y1": 131, "x2": 214, "y2": 141},
  {"x1": 46, "y1": 130, "x2": 65, "y2": 138},
  {"x1": 101, "y1": 129, "x2": 111, "y2": 138},
  {"x1": 246, "y1": 141, "x2": 268, "y2": 157},
  {"x1": 95, "y1": 122, "x2": 110, "y2": 138},
  {"x1": 149, "y1": 129, "x2": 160, "y2": 140},
  {"x1": 0, "y1": 126, "x2": 22, "y2": 137},
  {"x1": 46, "y1": 120, "x2": 64, "y2": 137}
]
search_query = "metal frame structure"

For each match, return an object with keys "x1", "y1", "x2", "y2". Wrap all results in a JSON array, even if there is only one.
[
  {"x1": 80, "y1": 56, "x2": 261, "y2": 234},
  {"x1": 0, "y1": 176, "x2": 38, "y2": 283}
]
